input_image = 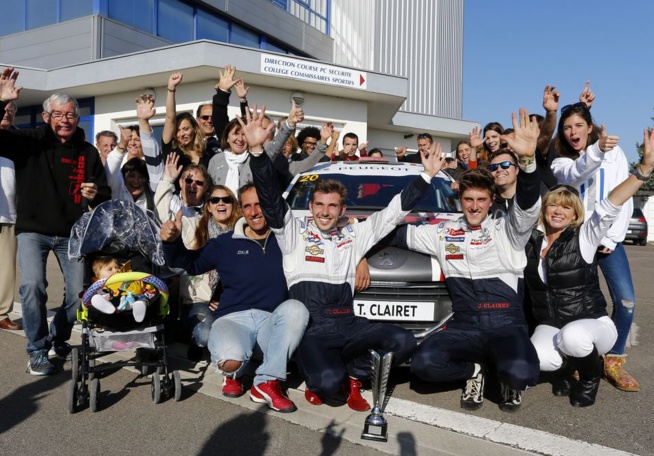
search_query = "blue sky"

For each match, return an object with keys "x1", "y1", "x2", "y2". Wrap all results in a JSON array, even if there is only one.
[{"x1": 462, "y1": 0, "x2": 652, "y2": 163}]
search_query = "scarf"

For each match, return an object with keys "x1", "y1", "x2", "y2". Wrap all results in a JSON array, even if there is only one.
[
  {"x1": 224, "y1": 151, "x2": 249, "y2": 195},
  {"x1": 207, "y1": 218, "x2": 228, "y2": 292}
]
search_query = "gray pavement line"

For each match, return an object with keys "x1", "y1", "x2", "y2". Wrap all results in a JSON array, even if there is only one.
[{"x1": 6, "y1": 303, "x2": 635, "y2": 456}]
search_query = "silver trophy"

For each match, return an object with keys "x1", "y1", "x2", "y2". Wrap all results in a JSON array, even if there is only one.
[{"x1": 361, "y1": 350, "x2": 393, "y2": 442}]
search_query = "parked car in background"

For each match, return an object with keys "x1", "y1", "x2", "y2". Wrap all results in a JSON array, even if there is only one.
[
  {"x1": 625, "y1": 208, "x2": 648, "y2": 246},
  {"x1": 284, "y1": 158, "x2": 461, "y2": 340}
]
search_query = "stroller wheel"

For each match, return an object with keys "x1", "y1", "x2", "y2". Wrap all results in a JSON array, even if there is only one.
[
  {"x1": 71, "y1": 348, "x2": 80, "y2": 382},
  {"x1": 89, "y1": 378, "x2": 101, "y2": 412},
  {"x1": 66, "y1": 380, "x2": 79, "y2": 414},
  {"x1": 151, "y1": 372, "x2": 162, "y2": 404},
  {"x1": 173, "y1": 370, "x2": 182, "y2": 402}
]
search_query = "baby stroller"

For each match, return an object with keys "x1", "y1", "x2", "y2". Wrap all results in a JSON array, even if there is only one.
[{"x1": 66, "y1": 200, "x2": 182, "y2": 413}]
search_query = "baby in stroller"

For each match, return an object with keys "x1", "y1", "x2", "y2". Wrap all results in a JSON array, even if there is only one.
[{"x1": 87, "y1": 255, "x2": 154, "y2": 323}]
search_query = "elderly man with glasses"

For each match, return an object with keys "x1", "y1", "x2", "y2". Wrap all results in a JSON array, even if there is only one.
[{"x1": 0, "y1": 68, "x2": 111, "y2": 375}]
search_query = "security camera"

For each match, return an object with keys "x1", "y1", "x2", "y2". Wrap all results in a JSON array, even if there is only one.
[{"x1": 291, "y1": 92, "x2": 304, "y2": 107}]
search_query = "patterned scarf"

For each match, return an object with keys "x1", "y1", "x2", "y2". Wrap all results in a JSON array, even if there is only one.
[{"x1": 207, "y1": 217, "x2": 228, "y2": 291}]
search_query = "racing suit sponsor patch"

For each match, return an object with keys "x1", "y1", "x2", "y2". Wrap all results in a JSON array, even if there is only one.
[
  {"x1": 305, "y1": 256, "x2": 325, "y2": 263},
  {"x1": 445, "y1": 243, "x2": 460, "y2": 254},
  {"x1": 445, "y1": 254, "x2": 464, "y2": 260}
]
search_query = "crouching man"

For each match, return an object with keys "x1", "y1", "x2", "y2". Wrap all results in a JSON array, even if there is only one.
[{"x1": 161, "y1": 183, "x2": 309, "y2": 413}]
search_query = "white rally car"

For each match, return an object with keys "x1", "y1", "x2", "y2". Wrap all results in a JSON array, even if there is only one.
[{"x1": 284, "y1": 158, "x2": 461, "y2": 340}]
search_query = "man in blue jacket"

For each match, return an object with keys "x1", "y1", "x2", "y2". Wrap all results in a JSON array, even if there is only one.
[{"x1": 160, "y1": 183, "x2": 309, "y2": 413}]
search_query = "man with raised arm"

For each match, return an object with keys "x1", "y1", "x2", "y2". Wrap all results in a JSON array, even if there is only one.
[
  {"x1": 0, "y1": 68, "x2": 111, "y2": 375},
  {"x1": 243, "y1": 104, "x2": 444, "y2": 411},
  {"x1": 394, "y1": 109, "x2": 541, "y2": 412}
]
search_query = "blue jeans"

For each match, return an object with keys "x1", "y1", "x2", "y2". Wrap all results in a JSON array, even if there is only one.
[
  {"x1": 187, "y1": 302, "x2": 215, "y2": 347},
  {"x1": 598, "y1": 243, "x2": 636, "y2": 355},
  {"x1": 17, "y1": 233, "x2": 84, "y2": 354},
  {"x1": 207, "y1": 299, "x2": 309, "y2": 385}
]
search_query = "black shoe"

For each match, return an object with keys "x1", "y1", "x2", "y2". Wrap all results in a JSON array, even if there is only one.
[
  {"x1": 569, "y1": 347, "x2": 602, "y2": 407},
  {"x1": 461, "y1": 365, "x2": 485, "y2": 411},
  {"x1": 552, "y1": 357, "x2": 573, "y2": 397},
  {"x1": 499, "y1": 383, "x2": 522, "y2": 412}
]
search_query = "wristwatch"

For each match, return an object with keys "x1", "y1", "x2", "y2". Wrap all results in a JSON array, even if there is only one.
[{"x1": 633, "y1": 165, "x2": 652, "y2": 182}]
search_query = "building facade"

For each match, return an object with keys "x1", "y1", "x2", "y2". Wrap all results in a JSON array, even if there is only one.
[{"x1": 0, "y1": 0, "x2": 476, "y2": 155}]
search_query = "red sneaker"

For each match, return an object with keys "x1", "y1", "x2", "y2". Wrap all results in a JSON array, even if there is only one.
[
  {"x1": 343, "y1": 377, "x2": 370, "y2": 412},
  {"x1": 304, "y1": 387, "x2": 323, "y2": 405},
  {"x1": 222, "y1": 376, "x2": 244, "y2": 398},
  {"x1": 251, "y1": 380, "x2": 297, "y2": 413}
]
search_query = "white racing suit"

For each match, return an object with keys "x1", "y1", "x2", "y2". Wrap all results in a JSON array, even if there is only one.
[{"x1": 249, "y1": 151, "x2": 421, "y2": 396}]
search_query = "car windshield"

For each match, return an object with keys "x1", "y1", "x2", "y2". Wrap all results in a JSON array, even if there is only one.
[{"x1": 286, "y1": 173, "x2": 461, "y2": 213}]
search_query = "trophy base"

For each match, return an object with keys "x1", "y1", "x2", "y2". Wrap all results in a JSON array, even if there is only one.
[{"x1": 361, "y1": 423, "x2": 388, "y2": 442}]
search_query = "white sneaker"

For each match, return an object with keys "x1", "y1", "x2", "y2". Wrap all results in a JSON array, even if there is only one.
[
  {"x1": 91, "y1": 295, "x2": 116, "y2": 314},
  {"x1": 132, "y1": 300, "x2": 147, "y2": 323}
]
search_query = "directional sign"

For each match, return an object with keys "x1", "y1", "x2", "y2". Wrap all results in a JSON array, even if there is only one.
[{"x1": 261, "y1": 54, "x2": 367, "y2": 90}]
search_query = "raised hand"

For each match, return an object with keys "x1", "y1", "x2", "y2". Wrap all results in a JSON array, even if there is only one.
[
  {"x1": 165, "y1": 152, "x2": 183, "y2": 180},
  {"x1": 216, "y1": 65, "x2": 238, "y2": 92},
  {"x1": 168, "y1": 73, "x2": 183, "y2": 91},
  {"x1": 500, "y1": 108, "x2": 539, "y2": 158},
  {"x1": 237, "y1": 104, "x2": 275, "y2": 153},
  {"x1": 542, "y1": 85, "x2": 560, "y2": 113},
  {"x1": 320, "y1": 122, "x2": 334, "y2": 142},
  {"x1": 469, "y1": 127, "x2": 483, "y2": 148},
  {"x1": 135, "y1": 94, "x2": 156, "y2": 120},
  {"x1": 235, "y1": 79, "x2": 249, "y2": 99},
  {"x1": 579, "y1": 80, "x2": 595, "y2": 108},
  {"x1": 117, "y1": 125, "x2": 131, "y2": 151},
  {"x1": 421, "y1": 142, "x2": 445, "y2": 177},
  {"x1": 598, "y1": 124, "x2": 619, "y2": 152},
  {"x1": 395, "y1": 146, "x2": 407, "y2": 160},
  {"x1": 0, "y1": 67, "x2": 22, "y2": 102},
  {"x1": 287, "y1": 99, "x2": 304, "y2": 127},
  {"x1": 160, "y1": 210, "x2": 183, "y2": 241},
  {"x1": 642, "y1": 128, "x2": 654, "y2": 173}
]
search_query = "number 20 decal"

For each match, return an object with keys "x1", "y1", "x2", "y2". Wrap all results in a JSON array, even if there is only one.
[{"x1": 299, "y1": 174, "x2": 319, "y2": 183}]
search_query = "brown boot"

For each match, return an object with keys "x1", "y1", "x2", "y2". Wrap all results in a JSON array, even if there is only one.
[{"x1": 603, "y1": 355, "x2": 640, "y2": 392}]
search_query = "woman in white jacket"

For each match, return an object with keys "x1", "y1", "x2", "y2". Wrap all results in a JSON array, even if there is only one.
[{"x1": 551, "y1": 101, "x2": 638, "y2": 392}]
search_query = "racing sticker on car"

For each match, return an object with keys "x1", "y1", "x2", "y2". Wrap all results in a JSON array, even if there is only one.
[{"x1": 298, "y1": 174, "x2": 319, "y2": 183}]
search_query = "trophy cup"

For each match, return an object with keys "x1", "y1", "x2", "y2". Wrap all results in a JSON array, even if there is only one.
[{"x1": 361, "y1": 350, "x2": 393, "y2": 442}]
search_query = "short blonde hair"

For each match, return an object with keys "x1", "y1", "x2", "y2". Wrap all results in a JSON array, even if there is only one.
[
  {"x1": 540, "y1": 185, "x2": 584, "y2": 230},
  {"x1": 91, "y1": 256, "x2": 120, "y2": 278}
]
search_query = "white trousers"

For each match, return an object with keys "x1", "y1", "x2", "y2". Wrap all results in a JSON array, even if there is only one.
[{"x1": 530, "y1": 316, "x2": 618, "y2": 371}]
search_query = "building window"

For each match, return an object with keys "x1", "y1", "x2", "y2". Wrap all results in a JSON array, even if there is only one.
[
  {"x1": 158, "y1": 0, "x2": 194, "y2": 42},
  {"x1": 231, "y1": 24, "x2": 259, "y2": 48},
  {"x1": 196, "y1": 10, "x2": 229, "y2": 42},
  {"x1": 26, "y1": 0, "x2": 57, "y2": 30},
  {"x1": 60, "y1": 0, "x2": 94, "y2": 21},
  {"x1": 107, "y1": 0, "x2": 155, "y2": 33},
  {"x1": 281, "y1": 0, "x2": 330, "y2": 34},
  {"x1": 0, "y1": 2, "x2": 24, "y2": 36}
]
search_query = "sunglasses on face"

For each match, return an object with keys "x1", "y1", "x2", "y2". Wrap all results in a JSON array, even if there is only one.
[
  {"x1": 561, "y1": 102, "x2": 587, "y2": 114},
  {"x1": 184, "y1": 177, "x2": 205, "y2": 187},
  {"x1": 550, "y1": 184, "x2": 580, "y2": 197},
  {"x1": 198, "y1": 115, "x2": 212, "y2": 121},
  {"x1": 208, "y1": 196, "x2": 234, "y2": 205},
  {"x1": 488, "y1": 161, "x2": 517, "y2": 172}
]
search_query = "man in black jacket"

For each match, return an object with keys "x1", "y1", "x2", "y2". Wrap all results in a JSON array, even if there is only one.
[{"x1": 0, "y1": 67, "x2": 111, "y2": 375}]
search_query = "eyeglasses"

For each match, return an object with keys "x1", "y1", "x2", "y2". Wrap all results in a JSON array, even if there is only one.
[
  {"x1": 48, "y1": 111, "x2": 78, "y2": 121},
  {"x1": 184, "y1": 177, "x2": 205, "y2": 187},
  {"x1": 208, "y1": 196, "x2": 234, "y2": 205},
  {"x1": 198, "y1": 115, "x2": 212, "y2": 121},
  {"x1": 560, "y1": 102, "x2": 587, "y2": 114},
  {"x1": 303, "y1": 141, "x2": 318, "y2": 148},
  {"x1": 488, "y1": 161, "x2": 517, "y2": 172},
  {"x1": 550, "y1": 184, "x2": 580, "y2": 197}
]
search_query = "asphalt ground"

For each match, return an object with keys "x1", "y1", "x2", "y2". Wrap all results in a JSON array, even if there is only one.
[{"x1": 2, "y1": 242, "x2": 653, "y2": 455}]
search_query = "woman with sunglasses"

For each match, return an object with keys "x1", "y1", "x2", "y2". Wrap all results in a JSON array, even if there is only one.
[
  {"x1": 550, "y1": 101, "x2": 639, "y2": 392},
  {"x1": 180, "y1": 185, "x2": 241, "y2": 360},
  {"x1": 525, "y1": 128, "x2": 654, "y2": 407}
]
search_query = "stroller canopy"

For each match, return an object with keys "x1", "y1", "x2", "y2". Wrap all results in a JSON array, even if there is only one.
[{"x1": 68, "y1": 200, "x2": 165, "y2": 266}]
